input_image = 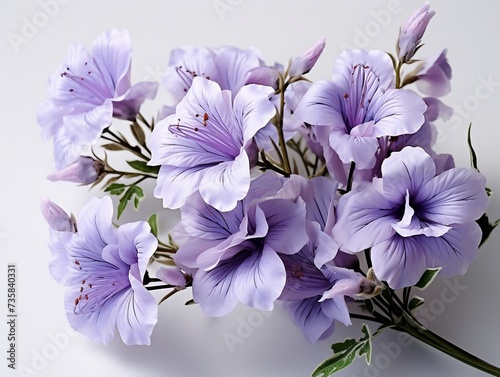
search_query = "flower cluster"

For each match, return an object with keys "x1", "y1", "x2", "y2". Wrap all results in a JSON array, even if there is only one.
[{"x1": 38, "y1": 3, "x2": 500, "y2": 376}]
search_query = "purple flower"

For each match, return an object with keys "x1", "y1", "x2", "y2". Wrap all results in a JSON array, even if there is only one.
[
  {"x1": 279, "y1": 175, "x2": 358, "y2": 269},
  {"x1": 163, "y1": 45, "x2": 265, "y2": 102},
  {"x1": 149, "y1": 77, "x2": 275, "y2": 212},
  {"x1": 416, "y1": 49, "x2": 452, "y2": 97},
  {"x1": 397, "y1": 2, "x2": 435, "y2": 62},
  {"x1": 38, "y1": 29, "x2": 158, "y2": 169},
  {"x1": 47, "y1": 156, "x2": 104, "y2": 185},
  {"x1": 40, "y1": 199, "x2": 76, "y2": 233},
  {"x1": 423, "y1": 97, "x2": 452, "y2": 123},
  {"x1": 46, "y1": 196, "x2": 158, "y2": 345},
  {"x1": 294, "y1": 49, "x2": 427, "y2": 181},
  {"x1": 280, "y1": 222, "x2": 378, "y2": 342},
  {"x1": 288, "y1": 36, "x2": 326, "y2": 77},
  {"x1": 334, "y1": 146, "x2": 489, "y2": 289},
  {"x1": 173, "y1": 173, "x2": 308, "y2": 317}
]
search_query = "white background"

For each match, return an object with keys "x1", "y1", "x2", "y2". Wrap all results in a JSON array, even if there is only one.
[{"x1": 1, "y1": 1, "x2": 500, "y2": 376}]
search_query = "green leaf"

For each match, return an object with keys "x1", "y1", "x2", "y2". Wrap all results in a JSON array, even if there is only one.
[
  {"x1": 331, "y1": 338, "x2": 357, "y2": 354},
  {"x1": 117, "y1": 185, "x2": 144, "y2": 219},
  {"x1": 414, "y1": 267, "x2": 442, "y2": 290},
  {"x1": 312, "y1": 324, "x2": 373, "y2": 377},
  {"x1": 364, "y1": 299, "x2": 374, "y2": 313},
  {"x1": 102, "y1": 143, "x2": 126, "y2": 151},
  {"x1": 104, "y1": 183, "x2": 127, "y2": 195},
  {"x1": 126, "y1": 160, "x2": 160, "y2": 175},
  {"x1": 409, "y1": 296, "x2": 425, "y2": 312},
  {"x1": 358, "y1": 324, "x2": 372, "y2": 365},
  {"x1": 147, "y1": 214, "x2": 159, "y2": 237},
  {"x1": 467, "y1": 123, "x2": 479, "y2": 171},
  {"x1": 477, "y1": 212, "x2": 500, "y2": 247},
  {"x1": 312, "y1": 348, "x2": 359, "y2": 377},
  {"x1": 130, "y1": 122, "x2": 146, "y2": 147}
]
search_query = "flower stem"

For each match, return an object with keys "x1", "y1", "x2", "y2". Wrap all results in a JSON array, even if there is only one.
[
  {"x1": 379, "y1": 284, "x2": 500, "y2": 376},
  {"x1": 396, "y1": 321, "x2": 500, "y2": 376},
  {"x1": 346, "y1": 162, "x2": 356, "y2": 192},
  {"x1": 395, "y1": 60, "x2": 404, "y2": 89},
  {"x1": 276, "y1": 75, "x2": 292, "y2": 175}
]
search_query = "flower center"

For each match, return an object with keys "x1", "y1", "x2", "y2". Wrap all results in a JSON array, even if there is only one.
[
  {"x1": 72, "y1": 259, "x2": 129, "y2": 315},
  {"x1": 175, "y1": 65, "x2": 211, "y2": 94},
  {"x1": 168, "y1": 112, "x2": 241, "y2": 160},
  {"x1": 342, "y1": 63, "x2": 383, "y2": 131},
  {"x1": 58, "y1": 60, "x2": 114, "y2": 105}
]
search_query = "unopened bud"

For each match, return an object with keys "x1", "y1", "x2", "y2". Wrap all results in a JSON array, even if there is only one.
[
  {"x1": 288, "y1": 36, "x2": 326, "y2": 77},
  {"x1": 320, "y1": 268, "x2": 383, "y2": 302},
  {"x1": 40, "y1": 199, "x2": 76, "y2": 232},
  {"x1": 397, "y1": 2, "x2": 435, "y2": 63},
  {"x1": 156, "y1": 267, "x2": 187, "y2": 289},
  {"x1": 47, "y1": 156, "x2": 104, "y2": 185}
]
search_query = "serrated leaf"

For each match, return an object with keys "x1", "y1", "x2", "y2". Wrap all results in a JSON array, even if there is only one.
[
  {"x1": 104, "y1": 183, "x2": 127, "y2": 195},
  {"x1": 415, "y1": 267, "x2": 442, "y2": 290},
  {"x1": 331, "y1": 338, "x2": 357, "y2": 354},
  {"x1": 117, "y1": 185, "x2": 144, "y2": 219},
  {"x1": 409, "y1": 296, "x2": 425, "y2": 312},
  {"x1": 130, "y1": 122, "x2": 146, "y2": 147},
  {"x1": 358, "y1": 324, "x2": 372, "y2": 364},
  {"x1": 127, "y1": 160, "x2": 160, "y2": 174},
  {"x1": 312, "y1": 348, "x2": 359, "y2": 377},
  {"x1": 313, "y1": 324, "x2": 373, "y2": 377},
  {"x1": 102, "y1": 143, "x2": 126, "y2": 151},
  {"x1": 147, "y1": 214, "x2": 159, "y2": 237},
  {"x1": 358, "y1": 338, "x2": 372, "y2": 365}
]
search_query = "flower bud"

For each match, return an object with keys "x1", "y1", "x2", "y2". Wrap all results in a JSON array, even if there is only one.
[
  {"x1": 397, "y1": 2, "x2": 435, "y2": 63},
  {"x1": 156, "y1": 267, "x2": 187, "y2": 289},
  {"x1": 288, "y1": 36, "x2": 326, "y2": 77},
  {"x1": 40, "y1": 199, "x2": 76, "y2": 232},
  {"x1": 47, "y1": 156, "x2": 104, "y2": 185},
  {"x1": 320, "y1": 268, "x2": 383, "y2": 302}
]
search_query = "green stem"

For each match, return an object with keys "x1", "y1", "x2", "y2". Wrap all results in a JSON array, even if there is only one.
[
  {"x1": 397, "y1": 321, "x2": 500, "y2": 376},
  {"x1": 146, "y1": 284, "x2": 173, "y2": 291},
  {"x1": 382, "y1": 285, "x2": 500, "y2": 376},
  {"x1": 138, "y1": 112, "x2": 153, "y2": 131},
  {"x1": 346, "y1": 162, "x2": 356, "y2": 192},
  {"x1": 276, "y1": 75, "x2": 292, "y2": 175},
  {"x1": 256, "y1": 159, "x2": 289, "y2": 177},
  {"x1": 101, "y1": 133, "x2": 149, "y2": 161},
  {"x1": 349, "y1": 313, "x2": 386, "y2": 324},
  {"x1": 103, "y1": 170, "x2": 157, "y2": 180},
  {"x1": 395, "y1": 60, "x2": 403, "y2": 89}
]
